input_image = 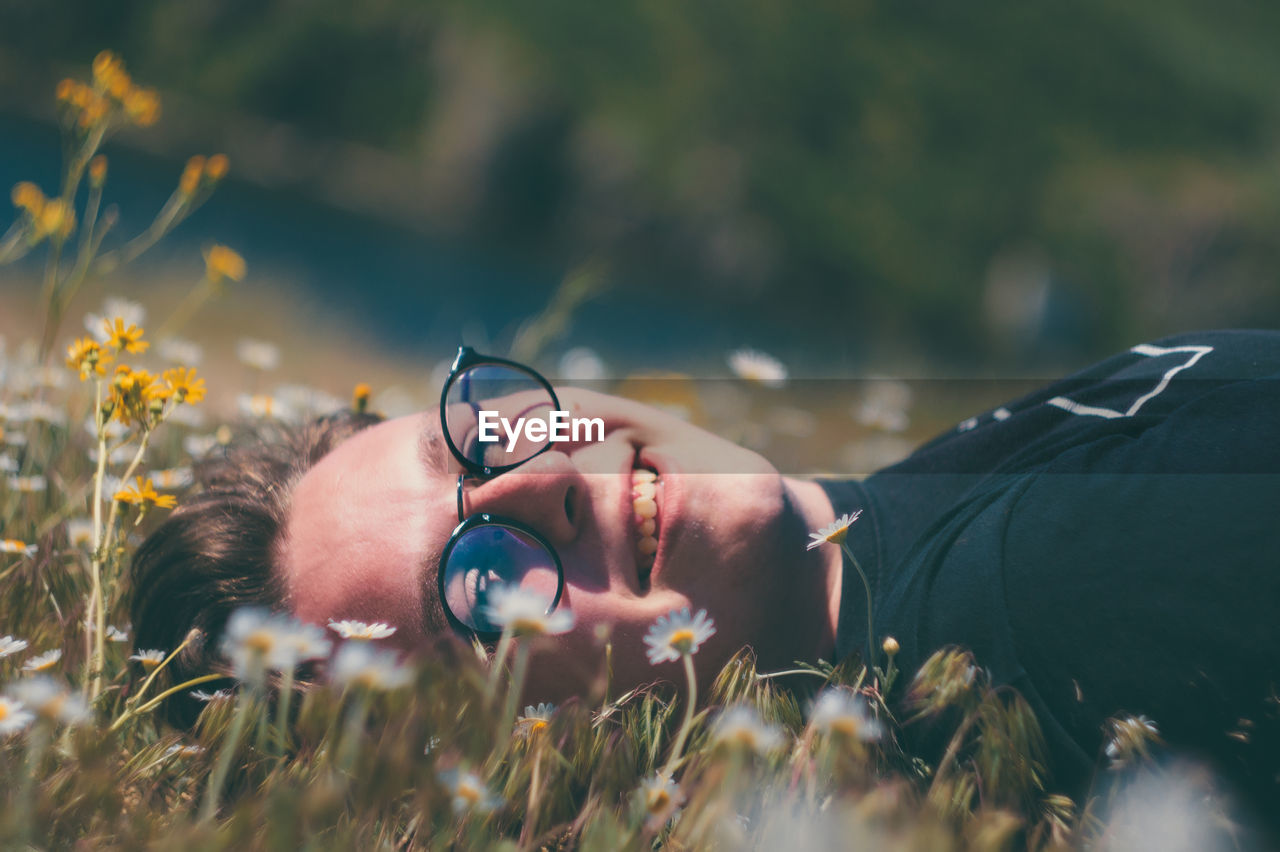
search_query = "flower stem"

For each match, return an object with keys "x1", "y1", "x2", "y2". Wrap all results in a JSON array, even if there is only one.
[
  {"x1": 110, "y1": 673, "x2": 224, "y2": 732},
  {"x1": 200, "y1": 687, "x2": 254, "y2": 823},
  {"x1": 841, "y1": 540, "x2": 876, "y2": 668},
  {"x1": 484, "y1": 627, "x2": 514, "y2": 703},
  {"x1": 334, "y1": 689, "x2": 372, "y2": 774},
  {"x1": 274, "y1": 666, "x2": 296, "y2": 755},
  {"x1": 660, "y1": 653, "x2": 698, "y2": 779}
]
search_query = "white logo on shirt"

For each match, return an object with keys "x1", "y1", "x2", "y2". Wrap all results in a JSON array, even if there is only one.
[{"x1": 1046, "y1": 343, "x2": 1214, "y2": 420}]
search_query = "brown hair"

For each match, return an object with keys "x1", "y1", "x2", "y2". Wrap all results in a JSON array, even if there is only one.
[{"x1": 130, "y1": 409, "x2": 383, "y2": 728}]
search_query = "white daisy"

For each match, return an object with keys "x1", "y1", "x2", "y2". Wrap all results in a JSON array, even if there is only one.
[
  {"x1": 23, "y1": 403, "x2": 65, "y2": 426},
  {"x1": 638, "y1": 773, "x2": 685, "y2": 832},
  {"x1": 164, "y1": 743, "x2": 207, "y2": 759},
  {"x1": 183, "y1": 433, "x2": 220, "y2": 458},
  {"x1": 150, "y1": 467, "x2": 194, "y2": 490},
  {"x1": 66, "y1": 518, "x2": 94, "y2": 548},
  {"x1": 514, "y1": 702, "x2": 555, "y2": 739},
  {"x1": 0, "y1": 695, "x2": 35, "y2": 736},
  {"x1": 330, "y1": 641, "x2": 413, "y2": 691},
  {"x1": 438, "y1": 767, "x2": 502, "y2": 815},
  {"x1": 190, "y1": 688, "x2": 233, "y2": 703},
  {"x1": 558, "y1": 347, "x2": 607, "y2": 382},
  {"x1": 220, "y1": 608, "x2": 329, "y2": 680},
  {"x1": 165, "y1": 403, "x2": 207, "y2": 428},
  {"x1": 727, "y1": 348, "x2": 788, "y2": 388},
  {"x1": 157, "y1": 337, "x2": 203, "y2": 366},
  {"x1": 106, "y1": 625, "x2": 129, "y2": 643},
  {"x1": 236, "y1": 393, "x2": 297, "y2": 423},
  {"x1": 129, "y1": 649, "x2": 167, "y2": 671},
  {"x1": 7, "y1": 475, "x2": 47, "y2": 494},
  {"x1": 709, "y1": 704, "x2": 785, "y2": 755},
  {"x1": 275, "y1": 384, "x2": 345, "y2": 419},
  {"x1": 0, "y1": 453, "x2": 17, "y2": 473},
  {"x1": 0, "y1": 539, "x2": 37, "y2": 557},
  {"x1": 810, "y1": 688, "x2": 883, "y2": 742},
  {"x1": 1105, "y1": 714, "x2": 1162, "y2": 767},
  {"x1": 235, "y1": 339, "x2": 280, "y2": 372},
  {"x1": 327, "y1": 619, "x2": 397, "y2": 640},
  {"x1": 481, "y1": 586, "x2": 575, "y2": 636},
  {"x1": 31, "y1": 366, "x2": 68, "y2": 390},
  {"x1": 805, "y1": 510, "x2": 863, "y2": 551},
  {"x1": 8, "y1": 676, "x2": 89, "y2": 725},
  {"x1": 22, "y1": 648, "x2": 62, "y2": 673},
  {"x1": 0, "y1": 635, "x2": 30, "y2": 658},
  {"x1": 88, "y1": 444, "x2": 137, "y2": 465},
  {"x1": 643, "y1": 607, "x2": 716, "y2": 665}
]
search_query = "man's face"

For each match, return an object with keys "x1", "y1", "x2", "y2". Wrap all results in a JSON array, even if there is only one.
[{"x1": 280, "y1": 389, "x2": 840, "y2": 700}]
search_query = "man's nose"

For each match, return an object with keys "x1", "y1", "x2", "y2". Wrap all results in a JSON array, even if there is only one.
[{"x1": 466, "y1": 451, "x2": 586, "y2": 546}]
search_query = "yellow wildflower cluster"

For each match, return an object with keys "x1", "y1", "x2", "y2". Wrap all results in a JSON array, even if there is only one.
[
  {"x1": 108, "y1": 365, "x2": 167, "y2": 428},
  {"x1": 56, "y1": 51, "x2": 160, "y2": 131},
  {"x1": 113, "y1": 476, "x2": 177, "y2": 510},
  {"x1": 203, "y1": 244, "x2": 247, "y2": 284},
  {"x1": 65, "y1": 337, "x2": 113, "y2": 381},
  {"x1": 179, "y1": 154, "x2": 230, "y2": 199},
  {"x1": 10, "y1": 182, "x2": 76, "y2": 241},
  {"x1": 67, "y1": 319, "x2": 205, "y2": 427}
]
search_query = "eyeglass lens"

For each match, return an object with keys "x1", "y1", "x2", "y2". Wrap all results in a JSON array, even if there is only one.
[
  {"x1": 441, "y1": 523, "x2": 561, "y2": 633},
  {"x1": 443, "y1": 363, "x2": 557, "y2": 468}
]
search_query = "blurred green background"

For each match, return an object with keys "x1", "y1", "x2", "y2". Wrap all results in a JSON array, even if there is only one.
[{"x1": 2, "y1": 0, "x2": 1279, "y2": 376}]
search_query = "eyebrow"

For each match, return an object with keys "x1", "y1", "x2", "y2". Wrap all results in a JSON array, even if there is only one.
[
  {"x1": 416, "y1": 416, "x2": 451, "y2": 635},
  {"x1": 417, "y1": 417, "x2": 448, "y2": 476}
]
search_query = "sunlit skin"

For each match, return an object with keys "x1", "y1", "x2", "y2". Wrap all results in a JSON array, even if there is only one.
[{"x1": 280, "y1": 389, "x2": 843, "y2": 702}]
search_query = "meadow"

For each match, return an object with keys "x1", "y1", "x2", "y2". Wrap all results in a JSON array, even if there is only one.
[{"x1": 0, "y1": 54, "x2": 1253, "y2": 851}]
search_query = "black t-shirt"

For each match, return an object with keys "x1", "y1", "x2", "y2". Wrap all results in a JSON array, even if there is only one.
[{"x1": 819, "y1": 329, "x2": 1280, "y2": 799}]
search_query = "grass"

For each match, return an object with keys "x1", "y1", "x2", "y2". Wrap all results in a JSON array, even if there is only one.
[{"x1": 0, "y1": 50, "x2": 1262, "y2": 851}]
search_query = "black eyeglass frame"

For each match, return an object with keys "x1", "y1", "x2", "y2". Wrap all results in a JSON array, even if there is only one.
[{"x1": 435, "y1": 346, "x2": 566, "y2": 641}]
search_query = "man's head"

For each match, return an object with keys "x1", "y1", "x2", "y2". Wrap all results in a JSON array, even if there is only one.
[{"x1": 133, "y1": 390, "x2": 842, "y2": 724}]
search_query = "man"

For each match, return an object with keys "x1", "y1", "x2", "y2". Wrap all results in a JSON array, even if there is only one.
[{"x1": 132, "y1": 329, "x2": 1280, "y2": 813}]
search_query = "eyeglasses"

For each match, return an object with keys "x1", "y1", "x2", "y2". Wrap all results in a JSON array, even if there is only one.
[{"x1": 436, "y1": 346, "x2": 566, "y2": 640}]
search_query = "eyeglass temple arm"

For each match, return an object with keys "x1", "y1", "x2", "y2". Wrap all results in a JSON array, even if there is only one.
[{"x1": 456, "y1": 474, "x2": 466, "y2": 522}]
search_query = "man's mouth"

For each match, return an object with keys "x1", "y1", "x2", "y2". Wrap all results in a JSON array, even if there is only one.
[{"x1": 631, "y1": 460, "x2": 661, "y2": 591}]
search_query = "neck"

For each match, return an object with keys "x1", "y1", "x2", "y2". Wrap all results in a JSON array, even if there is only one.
[{"x1": 782, "y1": 476, "x2": 844, "y2": 660}]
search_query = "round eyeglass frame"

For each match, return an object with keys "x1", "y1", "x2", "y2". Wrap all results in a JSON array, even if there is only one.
[
  {"x1": 438, "y1": 345, "x2": 563, "y2": 478},
  {"x1": 435, "y1": 346, "x2": 567, "y2": 640}
]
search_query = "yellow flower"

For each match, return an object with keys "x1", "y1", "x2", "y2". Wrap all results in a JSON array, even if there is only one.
[
  {"x1": 55, "y1": 78, "x2": 77, "y2": 102},
  {"x1": 204, "y1": 245, "x2": 246, "y2": 284},
  {"x1": 89, "y1": 155, "x2": 108, "y2": 187},
  {"x1": 108, "y1": 365, "x2": 166, "y2": 427},
  {"x1": 161, "y1": 367, "x2": 206, "y2": 404},
  {"x1": 92, "y1": 51, "x2": 122, "y2": 88},
  {"x1": 179, "y1": 156, "x2": 204, "y2": 197},
  {"x1": 353, "y1": 382, "x2": 371, "y2": 412},
  {"x1": 102, "y1": 318, "x2": 149, "y2": 354},
  {"x1": 205, "y1": 154, "x2": 229, "y2": 181},
  {"x1": 11, "y1": 182, "x2": 45, "y2": 215},
  {"x1": 65, "y1": 337, "x2": 113, "y2": 380},
  {"x1": 35, "y1": 199, "x2": 76, "y2": 240},
  {"x1": 113, "y1": 476, "x2": 177, "y2": 510},
  {"x1": 123, "y1": 88, "x2": 160, "y2": 127},
  {"x1": 78, "y1": 95, "x2": 110, "y2": 130}
]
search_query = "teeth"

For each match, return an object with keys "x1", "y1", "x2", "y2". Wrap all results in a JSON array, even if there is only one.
[{"x1": 632, "y1": 465, "x2": 661, "y2": 583}]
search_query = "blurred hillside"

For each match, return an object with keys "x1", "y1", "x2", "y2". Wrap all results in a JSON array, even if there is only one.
[{"x1": 2, "y1": 0, "x2": 1280, "y2": 368}]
